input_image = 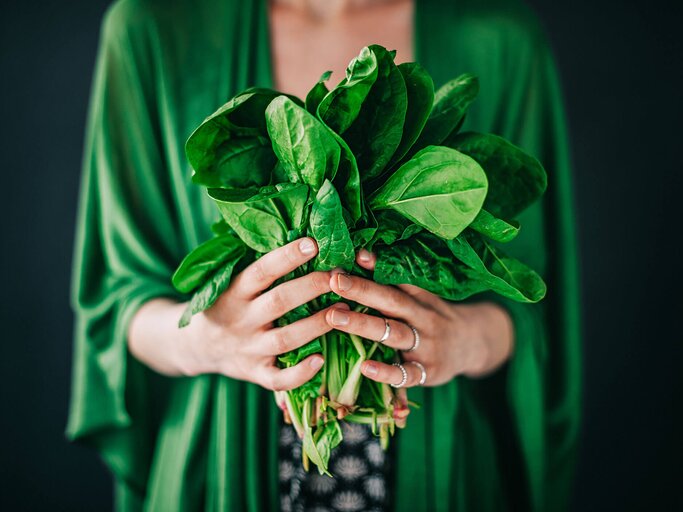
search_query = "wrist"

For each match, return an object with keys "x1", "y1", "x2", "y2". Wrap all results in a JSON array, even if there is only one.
[{"x1": 458, "y1": 302, "x2": 514, "y2": 378}]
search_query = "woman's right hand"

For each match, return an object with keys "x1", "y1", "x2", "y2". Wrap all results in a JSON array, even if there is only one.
[{"x1": 179, "y1": 237, "x2": 345, "y2": 391}]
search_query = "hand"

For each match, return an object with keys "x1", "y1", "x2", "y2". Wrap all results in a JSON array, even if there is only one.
[
  {"x1": 181, "y1": 237, "x2": 348, "y2": 391},
  {"x1": 324, "y1": 249, "x2": 514, "y2": 387}
]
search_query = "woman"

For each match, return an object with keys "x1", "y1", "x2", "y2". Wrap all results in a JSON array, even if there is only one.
[{"x1": 67, "y1": 0, "x2": 581, "y2": 510}]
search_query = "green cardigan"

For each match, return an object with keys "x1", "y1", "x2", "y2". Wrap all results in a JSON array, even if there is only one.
[{"x1": 67, "y1": 0, "x2": 581, "y2": 510}]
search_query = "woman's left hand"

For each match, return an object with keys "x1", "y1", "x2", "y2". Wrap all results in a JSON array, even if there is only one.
[{"x1": 325, "y1": 250, "x2": 515, "y2": 387}]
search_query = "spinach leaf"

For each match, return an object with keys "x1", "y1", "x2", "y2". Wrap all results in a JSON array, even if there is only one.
[
  {"x1": 317, "y1": 46, "x2": 379, "y2": 133},
  {"x1": 340, "y1": 45, "x2": 407, "y2": 181},
  {"x1": 309, "y1": 180, "x2": 355, "y2": 271},
  {"x1": 369, "y1": 210, "x2": 423, "y2": 248},
  {"x1": 446, "y1": 131, "x2": 547, "y2": 218},
  {"x1": 469, "y1": 209, "x2": 520, "y2": 243},
  {"x1": 374, "y1": 235, "x2": 489, "y2": 300},
  {"x1": 209, "y1": 183, "x2": 310, "y2": 253},
  {"x1": 172, "y1": 233, "x2": 245, "y2": 293},
  {"x1": 178, "y1": 244, "x2": 251, "y2": 327},
  {"x1": 329, "y1": 130, "x2": 364, "y2": 224},
  {"x1": 305, "y1": 70, "x2": 332, "y2": 115},
  {"x1": 446, "y1": 234, "x2": 546, "y2": 302},
  {"x1": 410, "y1": 73, "x2": 479, "y2": 153},
  {"x1": 369, "y1": 146, "x2": 488, "y2": 239},
  {"x1": 387, "y1": 62, "x2": 434, "y2": 167},
  {"x1": 266, "y1": 96, "x2": 341, "y2": 192},
  {"x1": 186, "y1": 88, "x2": 300, "y2": 188}
]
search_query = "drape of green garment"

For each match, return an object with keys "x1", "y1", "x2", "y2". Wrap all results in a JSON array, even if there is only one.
[{"x1": 67, "y1": 0, "x2": 581, "y2": 510}]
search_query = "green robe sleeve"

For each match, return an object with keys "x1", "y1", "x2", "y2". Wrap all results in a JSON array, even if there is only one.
[{"x1": 66, "y1": 4, "x2": 183, "y2": 506}]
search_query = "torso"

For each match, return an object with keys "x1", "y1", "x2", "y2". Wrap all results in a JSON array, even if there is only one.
[{"x1": 267, "y1": 0, "x2": 414, "y2": 99}]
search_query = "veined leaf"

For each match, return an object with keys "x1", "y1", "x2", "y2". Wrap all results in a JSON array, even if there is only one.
[
  {"x1": 387, "y1": 62, "x2": 434, "y2": 167},
  {"x1": 178, "y1": 245, "x2": 251, "y2": 327},
  {"x1": 318, "y1": 46, "x2": 378, "y2": 134},
  {"x1": 446, "y1": 131, "x2": 547, "y2": 218},
  {"x1": 369, "y1": 146, "x2": 488, "y2": 239},
  {"x1": 266, "y1": 96, "x2": 341, "y2": 192},
  {"x1": 309, "y1": 180, "x2": 355, "y2": 271},
  {"x1": 410, "y1": 73, "x2": 479, "y2": 152},
  {"x1": 341, "y1": 45, "x2": 407, "y2": 181},
  {"x1": 172, "y1": 233, "x2": 245, "y2": 293},
  {"x1": 305, "y1": 70, "x2": 332, "y2": 115},
  {"x1": 469, "y1": 209, "x2": 520, "y2": 243},
  {"x1": 209, "y1": 183, "x2": 310, "y2": 253}
]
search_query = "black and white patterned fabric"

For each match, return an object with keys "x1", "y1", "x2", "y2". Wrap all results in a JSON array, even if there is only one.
[{"x1": 279, "y1": 422, "x2": 393, "y2": 512}]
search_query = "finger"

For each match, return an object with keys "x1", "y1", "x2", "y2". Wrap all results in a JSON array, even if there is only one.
[
  {"x1": 260, "y1": 303, "x2": 349, "y2": 355},
  {"x1": 356, "y1": 249, "x2": 376, "y2": 270},
  {"x1": 397, "y1": 284, "x2": 447, "y2": 311},
  {"x1": 232, "y1": 238, "x2": 318, "y2": 298},
  {"x1": 325, "y1": 309, "x2": 416, "y2": 351},
  {"x1": 261, "y1": 355, "x2": 325, "y2": 392},
  {"x1": 251, "y1": 271, "x2": 332, "y2": 324},
  {"x1": 329, "y1": 272, "x2": 417, "y2": 319},
  {"x1": 360, "y1": 360, "x2": 425, "y2": 387}
]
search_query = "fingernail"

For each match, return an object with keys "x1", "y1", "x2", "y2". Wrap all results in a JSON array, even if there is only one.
[
  {"x1": 358, "y1": 249, "x2": 372, "y2": 263},
  {"x1": 337, "y1": 273, "x2": 352, "y2": 291},
  {"x1": 309, "y1": 356, "x2": 324, "y2": 370},
  {"x1": 299, "y1": 238, "x2": 315, "y2": 255},
  {"x1": 362, "y1": 362, "x2": 378, "y2": 376},
  {"x1": 330, "y1": 309, "x2": 350, "y2": 326}
]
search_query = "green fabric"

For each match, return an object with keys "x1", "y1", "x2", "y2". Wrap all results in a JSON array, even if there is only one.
[{"x1": 67, "y1": 0, "x2": 581, "y2": 510}]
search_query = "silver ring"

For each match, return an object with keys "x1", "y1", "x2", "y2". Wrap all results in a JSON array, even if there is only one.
[
  {"x1": 391, "y1": 362, "x2": 408, "y2": 388},
  {"x1": 378, "y1": 318, "x2": 391, "y2": 344},
  {"x1": 404, "y1": 325, "x2": 421, "y2": 352},
  {"x1": 409, "y1": 361, "x2": 427, "y2": 386}
]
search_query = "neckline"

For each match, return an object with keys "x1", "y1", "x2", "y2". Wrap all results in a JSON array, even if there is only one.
[{"x1": 259, "y1": 0, "x2": 421, "y2": 93}]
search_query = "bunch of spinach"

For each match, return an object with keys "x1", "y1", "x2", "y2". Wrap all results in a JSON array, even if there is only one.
[{"x1": 172, "y1": 45, "x2": 547, "y2": 475}]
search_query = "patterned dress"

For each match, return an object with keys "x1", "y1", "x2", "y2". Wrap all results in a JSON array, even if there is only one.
[{"x1": 279, "y1": 422, "x2": 394, "y2": 512}]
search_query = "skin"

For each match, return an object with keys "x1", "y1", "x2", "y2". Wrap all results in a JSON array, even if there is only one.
[
  {"x1": 129, "y1": 0, "x2": 515, "y2": 389},
  {"x1": 129, "y1": 239, "x2": 514, "y2": 389}
]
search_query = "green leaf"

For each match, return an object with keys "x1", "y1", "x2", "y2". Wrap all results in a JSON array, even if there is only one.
[
  {"x1": 172, "y1": 233, "x2": 245, "y2": 294},
  {"x1": 387, "y1": 62, "x2": 434, "y2": 167},
  {"x1": 446, "y1": 131, "x2": 547, "y2": 218},
  {"x1": 340, "y1": 45, "x2": 408, "y2": 181},
  {"x1": 178, "y1": 245, "x2": 251, "y2": 327},
  {"x1": 469, "y1": 209, "x2": 520, "y2": 243},
  {"x1": 329, "y1": 130, "x2": 363, "y2": 224},
  {"x1": 185, "y1": 88, "x2": 301, "y2": 188},
  {"x1": 305, "y1": 70, "x2": 332, "y2": 115},
  {"x1": 446, "y1": 234, "x2": 547, "y2": 302},
  {"x1": 317, "y1": 46, "x2": 379, "y2": 133},
  {"x1": 374, "y1": 235, "x2": 489, "y2": 300},
  {"x1": 209, "y1": 183, "x2": 310, "y2": 253},
  {"x1": 369, "y1": 210, "x2": 422, "y2": 248},
  {"x1": 190, "y1": 136, "x2": 276, "y2": 188},
  {"x1": 410, "y1": 73, "x2": 479, "y2": 152},
  {"x1": 369, "y1": 146, "x2": 488, "y2": 239},
  {"x1": 266, "y1": 96, "x2": 341, "y2": 192},
  {"x1": 309, "y1": 180, "x2": 355, "y2": 271}
]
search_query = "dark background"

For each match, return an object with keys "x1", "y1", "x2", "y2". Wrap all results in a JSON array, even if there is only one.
[{"x1": 1, "y1": 0, "x2": 681, "y2": 510}]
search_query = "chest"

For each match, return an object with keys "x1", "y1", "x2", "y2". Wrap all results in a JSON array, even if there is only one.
[{"x1": 267, "y1": 1, "x2": 414, "y2": 99}]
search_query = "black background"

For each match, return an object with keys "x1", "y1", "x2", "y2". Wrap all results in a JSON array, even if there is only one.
[{"x1": 1, "y1": 0, "x2": 681, "y2": 510}]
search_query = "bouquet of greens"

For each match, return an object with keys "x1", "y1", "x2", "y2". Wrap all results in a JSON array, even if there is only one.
[{"x1": 172, "y1": 45, "x2": 547, "y2": 475}]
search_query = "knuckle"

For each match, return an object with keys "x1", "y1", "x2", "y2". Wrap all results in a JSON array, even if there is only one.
[
  {"x1": 311, "y1": 272, "x2": 330, "y2": 294},
  {"x1": 271, "y1": 329, "x2": 290, "y2": 355},
  {"x1": 265, "y1": 288, "x2": 285, "y2": 315},
  {"x1": 283, "y1": 242, "x2": 301, "y2": 265},
  {"x1": 248, "y1": 260, "x2": 268, "y2": 284}
]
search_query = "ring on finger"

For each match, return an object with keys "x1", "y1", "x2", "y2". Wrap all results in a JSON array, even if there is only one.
[
  {"x1": 378, "y1": 318, "x2": 391, "y2": 344},
  {"x1": 391, "y1": 362, "x2": 408, "y2": 388},
  {"x1": 409, "y1": 361, "x2": 427, "y2": 386},
  {"x1": 404, "y1": 325, "x2": 421, "y2": 353}
]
